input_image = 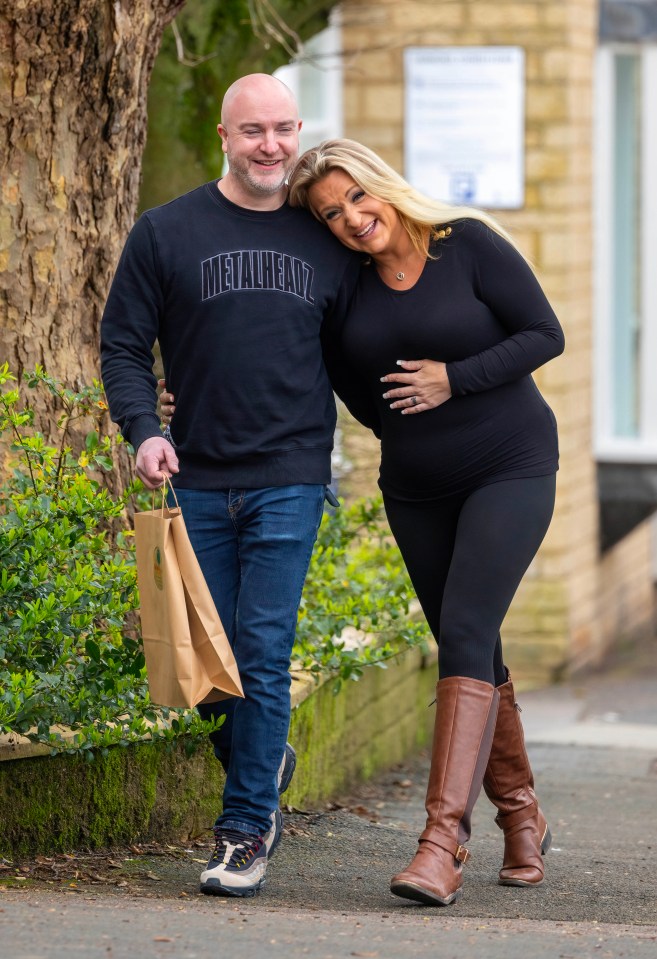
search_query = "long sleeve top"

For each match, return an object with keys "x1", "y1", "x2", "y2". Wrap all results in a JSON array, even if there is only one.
[
  {"x1": 101, "y1": 183, "x2": 360, "y2": 488},
  {"x1": 326, "y1": 218, "x2": 565, "y2": 500}
]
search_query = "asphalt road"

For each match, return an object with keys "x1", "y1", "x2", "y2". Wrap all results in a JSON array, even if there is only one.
[{"x1": 2, "y1": 658, "x2": 657, "y2": 958}]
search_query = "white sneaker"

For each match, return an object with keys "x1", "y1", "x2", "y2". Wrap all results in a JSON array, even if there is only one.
[
  {"x1": 200, "y1": 829, "x2": 267, "y2": 898},
  {"x1": 263, "y1": 807, "x2": 284, "y2": 858}
]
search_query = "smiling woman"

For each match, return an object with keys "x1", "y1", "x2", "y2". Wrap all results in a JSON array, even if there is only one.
[
  {"x1": 288, "y1": 137, "x2": 564, "y2": 908},
  {"x1": 307, "y1": 169, "x2": 423, "y2": 287}
]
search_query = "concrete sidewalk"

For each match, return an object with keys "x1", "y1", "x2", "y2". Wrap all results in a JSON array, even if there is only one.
[
  {"x1": 2, "y1": 647, "x2": 657, "y2": 957},
  {"x1": 521, "y1": 658, "x2": 657, "y2": 751}
]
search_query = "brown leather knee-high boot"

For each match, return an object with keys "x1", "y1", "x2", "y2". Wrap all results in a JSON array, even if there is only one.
[
  {"x1": 390, "y1": 676, "x2": 499, "y2": 906},
  {"x1": 483, "y1": 673, "x2": 552, "y2": 886}
]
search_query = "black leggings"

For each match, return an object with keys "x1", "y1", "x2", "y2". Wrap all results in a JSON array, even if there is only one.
[{"x1": 383, "y1": 475, "x2": 556, "y2": 686}]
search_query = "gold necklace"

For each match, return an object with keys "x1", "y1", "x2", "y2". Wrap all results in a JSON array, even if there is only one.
[
  {"x1": 376, "y1": 251, "x2": 414, "y2": 282},
  {"x1": 372, "y1": 227, "x2": 451, "y2": 280}
]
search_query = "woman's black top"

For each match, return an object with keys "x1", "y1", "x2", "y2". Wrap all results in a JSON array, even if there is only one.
[{"x1": 324, "y1": 218, "x2": 565, "y2": 501}]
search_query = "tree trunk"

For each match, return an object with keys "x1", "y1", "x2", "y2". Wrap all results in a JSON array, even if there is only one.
[{"x1": 0, "y1": 0, "x2": 185, "y2": 463}]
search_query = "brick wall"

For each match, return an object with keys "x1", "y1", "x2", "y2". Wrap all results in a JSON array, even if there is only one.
[{"x1": 337, "y1": 0, "x2": 656, "y2": 681}]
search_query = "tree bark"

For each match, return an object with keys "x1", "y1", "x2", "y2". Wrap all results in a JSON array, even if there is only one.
[{"x1": 0, "y1": 0, "x2": 185, "y2": 449}]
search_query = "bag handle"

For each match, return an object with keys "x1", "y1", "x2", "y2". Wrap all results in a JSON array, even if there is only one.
[{"x1": 151, "y1": 473, "x2": 180, "y2": 515}]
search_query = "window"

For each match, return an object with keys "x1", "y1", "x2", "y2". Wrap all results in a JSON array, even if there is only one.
[
  {"x1": 594, "y1": 45, "x2": 657, "y2": 461},
  {"x1": 275, "y1": 21, "x2": 343, "y2": 152}
]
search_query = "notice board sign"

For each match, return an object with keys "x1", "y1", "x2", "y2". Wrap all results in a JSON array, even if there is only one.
[{"x1": 404, "y1": 46, "x2": 525, "y2": 209}]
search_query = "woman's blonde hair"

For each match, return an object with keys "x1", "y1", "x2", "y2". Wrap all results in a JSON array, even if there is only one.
[{"x1": 288, "y1": 137, "x2": 519, "y2": 258}]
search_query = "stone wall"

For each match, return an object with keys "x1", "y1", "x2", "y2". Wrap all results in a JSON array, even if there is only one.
[
  {"x1": 338, "y1": 0, "x2": 656, "y2": 681},
  {"x1": 0, "y1": 649, "x2": 437, "y2": 857}
]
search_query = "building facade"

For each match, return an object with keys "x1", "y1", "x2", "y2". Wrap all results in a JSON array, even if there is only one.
[{"x1": 280, "y1": 0, "x2": 657, "y2": 683}]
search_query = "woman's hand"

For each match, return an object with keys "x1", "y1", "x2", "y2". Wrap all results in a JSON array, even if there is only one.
[
  {"x1": 380, "y1": 359, "x2": 452, "y2": 414},
  {"x1": 158, "y1": 378, "x2": 176, "y2": 424}
]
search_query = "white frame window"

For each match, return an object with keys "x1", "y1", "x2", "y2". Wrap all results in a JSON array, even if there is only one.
[
  {"x1": 594, "y1": 44, "x2": 657, "y2": 462},
  {"x1": 275, "y1": 20, "x2": 343, "y2": 153}
]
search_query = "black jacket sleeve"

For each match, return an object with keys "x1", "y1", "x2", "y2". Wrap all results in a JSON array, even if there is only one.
[
  {"x1": 100, "y1": 215, "x2": 164, "y2": 450},
  {"x1": 321, "y1": 259, "x2": 382, "y2": 438},
  {"x1": 446, "y1": 224, "x2": 565, "y2": 397}
]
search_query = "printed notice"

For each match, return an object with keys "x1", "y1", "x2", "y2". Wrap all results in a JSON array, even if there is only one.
[{"x1": 404, "y1": 47, "x2": 525, "y2": 209}]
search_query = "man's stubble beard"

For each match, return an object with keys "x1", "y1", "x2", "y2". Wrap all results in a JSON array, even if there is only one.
[{"x1": 227, "y1": 154, "x2": 297, "y2": 198}]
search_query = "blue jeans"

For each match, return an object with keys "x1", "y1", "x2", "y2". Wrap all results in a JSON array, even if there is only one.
[{"x1": 172, "y1": 484, "x2": 325, "y2": 836}]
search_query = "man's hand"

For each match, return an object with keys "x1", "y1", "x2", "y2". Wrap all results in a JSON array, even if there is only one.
[
  {"x1": 157, "y1": 378, "x2": 176, "y2": 425},
  {"x1": 136, "y1": 436, "x2": 179, "y2": 489}
]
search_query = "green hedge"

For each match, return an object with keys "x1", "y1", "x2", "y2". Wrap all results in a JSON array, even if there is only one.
[{"x1": 0, "y1": 366, "x2": 427, "y2": 757}]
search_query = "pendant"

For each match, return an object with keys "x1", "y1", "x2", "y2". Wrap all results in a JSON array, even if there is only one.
[{"x1": 396, "y1": 271, "x2": 405, "y2": 281}]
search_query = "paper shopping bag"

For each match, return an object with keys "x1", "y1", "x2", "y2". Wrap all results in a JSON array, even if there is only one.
[{"x1": 133, "y1": 483, "x2": 243, "y2": 708}]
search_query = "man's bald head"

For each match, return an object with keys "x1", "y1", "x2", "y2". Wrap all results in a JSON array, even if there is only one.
[
  {"x1": 221, "y1": 74, "x2": 298, "y2": 128},
  {"x1": 217, "y1": 73, "x2": 302, "y2": 209}
]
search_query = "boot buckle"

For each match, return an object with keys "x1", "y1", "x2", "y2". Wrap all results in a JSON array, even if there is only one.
[{"x1": 455, "y1": 844, "x2": 470, "y2": 864}]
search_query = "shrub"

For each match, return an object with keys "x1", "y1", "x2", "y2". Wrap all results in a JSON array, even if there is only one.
[
  {"x1": 296, "y1": 497, "x2": 429, "y2": 686},
  {"x1": 0, "y1": 366, "x2": 428, "y2": 755},
  {"x1": 0, "y1": 365, "x2": 215, "y2": 757}
]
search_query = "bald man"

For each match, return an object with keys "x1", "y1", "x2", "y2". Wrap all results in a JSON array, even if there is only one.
[{"x1": 101, "y1": 74, "x2": 360, "y2": 898}]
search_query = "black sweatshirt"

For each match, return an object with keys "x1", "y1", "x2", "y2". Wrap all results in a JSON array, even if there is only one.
[
  {"x1": 324, "y1": 219, "x2": 565, "y2": 500},
  {"x1": 101, "y1": 182, "x2": 360, "y2": 488}
]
